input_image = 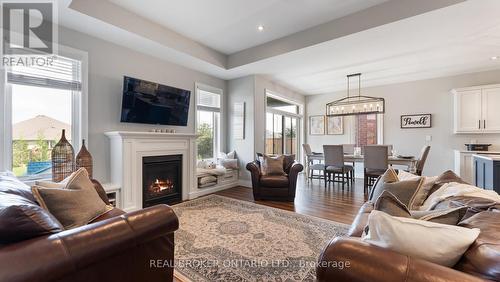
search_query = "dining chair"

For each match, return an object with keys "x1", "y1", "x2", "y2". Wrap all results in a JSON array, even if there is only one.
[
  {"x1": 302, "y1": 144, "x2": 324, "y2": 182},
  {"x1": 323, "y1": 145, "x2": 353, "y2": 189},
  {"x1": 342, "y1": 144, "x2": 356, "y2": 179},
  {"x1": 363, "y1": 145, "x2": 389, "y2": 194},
  {"x1": 415, "y1": 146, "x2": 431, "y2": 176}
]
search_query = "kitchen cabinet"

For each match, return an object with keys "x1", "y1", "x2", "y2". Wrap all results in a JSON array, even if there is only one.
[
  {"x1": 453, "y1": 84, "x2": 500, "y2": 133},
  {"x1": 473, "y1": 154, "x2": 500, "y2": 194},
  {"x1": 454, "y1": 150, "x2": 500, "y2": 184}
]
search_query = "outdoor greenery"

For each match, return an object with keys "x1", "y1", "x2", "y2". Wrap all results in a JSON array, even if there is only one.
[
  {"x1": 12, "y1": 133, "x2": 53, "y2": 176},
  {"x1": 197, "y1": 123, "x2": 214, "y2": 159}
]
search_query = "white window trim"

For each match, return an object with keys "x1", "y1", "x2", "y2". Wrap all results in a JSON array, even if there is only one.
[
  {"x1": 0, "y1": 44, "x2": 88, "y2": 179},
  {"x1": 348, "y1": 114, "x2": 384, "y2": 145},
  {"x1": 195, "y1": 82, "x2": 223, "y2": 161},
  {"x1": 264, "y1": 89, "x2": 304, "y2": 160}
]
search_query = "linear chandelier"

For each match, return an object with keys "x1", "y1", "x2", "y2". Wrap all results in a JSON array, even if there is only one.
[{"x1": 326, "y1": 73, "x2": 385, "y2": 116}]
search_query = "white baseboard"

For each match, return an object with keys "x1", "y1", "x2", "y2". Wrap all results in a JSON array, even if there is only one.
[{"x1": 238, "y1": 179, "x2": 252, "y2": 188}]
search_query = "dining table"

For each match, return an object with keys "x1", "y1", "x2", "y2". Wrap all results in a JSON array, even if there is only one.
[{"x1": 305, "y1": 153, "x2": 418, "y2": 179}]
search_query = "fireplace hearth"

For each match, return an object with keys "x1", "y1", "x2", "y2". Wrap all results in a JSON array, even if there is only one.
[{"x1": 142, "y1": 154, "x2": 182, "y2": 207}]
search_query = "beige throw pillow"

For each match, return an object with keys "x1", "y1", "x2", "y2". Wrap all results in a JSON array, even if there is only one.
[
  {"x1": 374, "y1": 191, "x2": 411, "y2": 218},
  {"x1": 260, "y1": 155, "x2": 285, "y2": 176},
  {"x1": 398, "y1": 170, "x2": 438, "y2": 209},
  {"x1": 32, "y1": 168, "x2": 113, "y2": 229},
  {"x1": 371, "y1": 173, "x2": 423, "y2": 208},
  {"x1": 369, "y1": 168, "x2": 399, "y2": 201},
  {"x1": 363, "y1": 210, "x2": 480, "y2": 267}
]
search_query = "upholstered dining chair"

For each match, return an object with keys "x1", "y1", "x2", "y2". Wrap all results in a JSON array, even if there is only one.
[
  {"x1": 363, "y1": 145, "x2": 389, "y2": 194},
  {"x1": 323, "y1": 145, "x2": 353, "y2": 189},
  {"x1": 415, "y1": 146, "x2": 431, "y2": 176},
  {"x1": 302, "y1": 144, "x2": 325, "y2": 182},
  {"x1": 342, "y1": 144, "x2": 356, "y2": 177}
]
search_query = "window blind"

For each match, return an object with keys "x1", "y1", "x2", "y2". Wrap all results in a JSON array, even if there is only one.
[
  {"x1": 7, "y1": 56, "x2": 82, "y2": 91},
  {"x1": 197, "y1": 89, "x2": 220, "y2": 111}
]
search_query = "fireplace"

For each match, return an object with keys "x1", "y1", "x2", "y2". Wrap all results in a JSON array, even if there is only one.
[{"x1": 142, "y1": 154, "x2": 182, "y2": 207}]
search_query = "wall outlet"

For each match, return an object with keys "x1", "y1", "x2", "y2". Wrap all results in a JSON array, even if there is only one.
[{"x1": 425, "y1": 135, "x2": 432, "y2": 142}]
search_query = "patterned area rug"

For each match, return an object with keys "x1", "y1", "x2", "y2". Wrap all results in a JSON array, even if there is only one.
[{"x1": 172, "y1": 195, "x2": 349, "y2": 281}]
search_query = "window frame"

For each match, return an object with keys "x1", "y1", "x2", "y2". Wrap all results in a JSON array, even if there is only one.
[
  {"x1": 195, "y1": 82, "x2": 223, "y2": 161},
  {"x1": 264, "y1": 90, "x2": 303, "y2": 158},
  {"x1": 348, "y1": 114, "x2": 384, "y2": 145},
  {"x1": 0, "y1": 44, "x2": 88, "y2": 181}
]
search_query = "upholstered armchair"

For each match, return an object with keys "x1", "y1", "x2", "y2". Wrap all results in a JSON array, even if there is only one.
[{"x1": 246, "y1": 158, "x2": 303, "y2": 201}]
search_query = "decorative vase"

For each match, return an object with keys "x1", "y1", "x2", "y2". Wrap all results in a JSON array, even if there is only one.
[
  {"x1": 51, "y1": 129, "x2": 75, "y2": 182},
  {"x1": 76, "y1": 139, "x2": 93, "y2": 178}
]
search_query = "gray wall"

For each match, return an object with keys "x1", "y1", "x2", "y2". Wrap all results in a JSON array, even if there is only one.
[
  {"x1": 227, "y1": 76, "x2": 255, "y2": 182},
  {"x1": 227, "y1": 75, "x2": 305, "y2": 183},
  {"x1": 306, "y1": 69, "x2": 500, "y2": 176},
  {"x1": 58, "y1": 26, "x2": 227, "y2": 182}
]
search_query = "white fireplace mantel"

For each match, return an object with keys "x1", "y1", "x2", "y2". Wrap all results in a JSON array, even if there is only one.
[{"x1": 105, "y1": 131, "x2": 198, "y2": 212}]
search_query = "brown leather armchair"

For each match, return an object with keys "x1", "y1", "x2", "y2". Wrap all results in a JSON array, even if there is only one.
[
  {"x1": 246, "y1": 160, "x2": 303, "y2": 201},
  {"x1": 0, "y1": 179, "x2": 179, "y2": 282}
]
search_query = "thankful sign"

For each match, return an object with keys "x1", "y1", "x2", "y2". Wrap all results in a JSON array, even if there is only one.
[{"x1": 400, "y1": 114, "x2": 432, "y2": 128}]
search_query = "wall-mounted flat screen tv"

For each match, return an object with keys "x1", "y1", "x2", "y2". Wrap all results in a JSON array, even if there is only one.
[{"x1": 120, "y1": 76, "x2": 191, "y2": 126}]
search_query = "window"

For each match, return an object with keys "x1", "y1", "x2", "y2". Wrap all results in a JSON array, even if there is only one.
[
  {"x1": 0, "y1": 49, "x2": 87, "y2": 180},
  {"x1": 196, "y1": 84, "x2": 222, "y2": 160},
  {"x1": 354, "y1": 114, "x2": 379, "y2": 146},
  {"x1": 265, "y1": 93, "x2": 301, "y2": 156}
]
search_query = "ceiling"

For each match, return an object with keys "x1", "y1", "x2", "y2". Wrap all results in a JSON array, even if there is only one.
[
  {"x1": 107, "y1": 0, "x2": 388, "y2": 54},
  {"x1": 59, "y1": 0, "x2": 500, "y2": 95}
]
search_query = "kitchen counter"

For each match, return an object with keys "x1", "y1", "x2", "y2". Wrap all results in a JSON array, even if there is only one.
[
  {"x1": 455, "y1": 150, "x2": 500, "y2": 154},
  {"x1": 473, "y1": 154, "x2": 500, "y2": 193}
]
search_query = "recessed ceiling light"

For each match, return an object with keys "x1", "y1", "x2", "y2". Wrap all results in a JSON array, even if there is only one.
[
  {"x1": 257, "y1": 25, "x2": 264, "y2": 32},
  {"x1": 491, "y1": 56, "x2": 498, "y2": 60}
]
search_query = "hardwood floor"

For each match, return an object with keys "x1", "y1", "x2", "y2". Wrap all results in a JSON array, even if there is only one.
[{"x1": 214, "y1": 174, "x2": 368, "y2": 225}]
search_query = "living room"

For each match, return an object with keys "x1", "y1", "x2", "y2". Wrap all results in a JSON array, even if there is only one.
[{"x1": 1, "y1": 0, "x2": 499, "y2": 281}]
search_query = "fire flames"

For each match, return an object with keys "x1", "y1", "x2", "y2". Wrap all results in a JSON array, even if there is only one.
[{"x1": 150, "y1": 178, "x2": 174, "y2": 194}]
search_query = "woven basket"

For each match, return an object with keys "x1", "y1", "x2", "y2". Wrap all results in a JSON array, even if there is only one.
[
  {"x1": 76, "y1": 139, "x2": 93, "y2": 178},
  {"x1": 51, "y1": 129, "x2": 75, "y2": 182}
]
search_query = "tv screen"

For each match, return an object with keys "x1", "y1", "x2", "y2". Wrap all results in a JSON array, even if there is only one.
[{"x1": 120, "y1": 76, "x2": 191, "y2": 126}]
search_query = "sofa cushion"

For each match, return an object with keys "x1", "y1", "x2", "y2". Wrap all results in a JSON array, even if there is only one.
[
  {"x1": 0, "y1": 173, "x2": 63, "y2": 244},
  {"x1": 347, "y1": 201, "x2": 374, "y2": 237},
  {"x1": 363, "y1": 210, "x2": 480, "y2": 267},
  {"x1": 32, "y1": 168, "x2": 113, "y2": 229},
  {"x1": 455, "y1": 211, "x2": 500, "y2": 280},
  {"x1": 0, "y1": 171, "x2": 36, "y2": 202},
  {"x1": 260, "y1": 175, "x2": 289, "y2": 187},
  {"x1": 374, "y1": 191, "x2": 411, "y2": 218}
]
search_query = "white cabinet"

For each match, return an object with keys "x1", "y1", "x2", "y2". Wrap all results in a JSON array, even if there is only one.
[
  {"x1": 454, "y1": 150, "x2": 500, "y2": 184},
  {"x1": 454, "y1": 151, "x2": 475, "y2": 184},
  {"x1": 482, "y1": 88, "x2": 500, "y2": 132},
  {"x1": 453, "y1": 84, "x2": 500, "y2": 133}
]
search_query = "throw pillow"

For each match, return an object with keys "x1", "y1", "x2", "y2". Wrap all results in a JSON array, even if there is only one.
[
  {"x1": 363, "y1": 210, "x2": 480, "y2": 267},
  {"x1": 427, "y1": 170, "x2": 467, "y2": 197},
  {"x1": 398, "y1": 170, "x2": 438, "y2": 209},
  {"x1": 0, "y1": 171, "x2": 36, "y2": 202},
  {"x1": 374, "y1": 191, "x2": 411, "y2": 218},
  {"x1": 369, "y1": 168, "x2": 399, "y2": 201},
  {"x1": 410, "y1": 206, "x2": 469, "y2": 225},
  {"x1": 220, "y1": 158, "x2": 238, "y2": 169},
  {"x1": 261, "y1": 155, "x2": 285, "y2": 176},
  {"x1": 371, "y1": 172, "x2": 423, "y2": 208},
  {"x1": 31, "y1": 168, "x2": 113, "y2": 229}
]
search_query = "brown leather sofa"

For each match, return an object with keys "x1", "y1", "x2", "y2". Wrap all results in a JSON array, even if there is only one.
[
  {"x1": 0, "y1": 179, "x2": 179, "y2": 282},
  {"x1": 317, "y1": 196, "x2": 500, "y2": 282},
  {"x1": 246, "y1": 159, "x2": 303, "y2": 201}
]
